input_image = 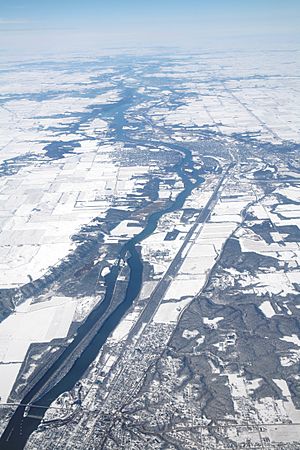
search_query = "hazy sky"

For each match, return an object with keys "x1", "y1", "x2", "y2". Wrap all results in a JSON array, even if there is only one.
[{"x1": 1, "y1": 0, "x2": 300, "y2": 56}]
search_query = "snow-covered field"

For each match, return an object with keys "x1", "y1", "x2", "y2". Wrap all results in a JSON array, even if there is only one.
[
  {"x1": 153, "y1": 194, "x2": 254, "y2": 323},
  {"x1": 0, "y1": 144, "x2": 154, "y2": 287},
  {"x1": 149, "y1": 58, "x2": 300, "y2": 145},
  {"x1": 0, "y1": 296, "x2": 77, "y2": 402}
]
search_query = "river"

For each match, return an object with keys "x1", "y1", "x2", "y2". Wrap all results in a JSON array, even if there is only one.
[{"x1": 0, "y1": 89, "x2": 204, "y2": 450}]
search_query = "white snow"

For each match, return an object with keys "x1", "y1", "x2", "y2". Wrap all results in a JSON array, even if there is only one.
[
  {"x1": 164, "y1": 277, "x2": 206, "y2": 300},
  {"x1": 101, "y1": 267, "x2": 111, "y2": 277},
  {"x1": 109, "y1": 220, "x2": 143, "y2": 239},
  {"x1": 153, "y1": 298, "x2": 192, "y2": 324},
  {"x1": 182, "y1": 329, "x2": 198, "y2": 339},
  {"x1": 203, "y1": 317, "x2": 224, "y2": 328},
  {"x1": 280, "y1": 334, "x2": 300, "y2": 347},
  {"x1": 0, "y1": 363, "x2": 22, "y2": 403},
  {"x1": 259, "y1": 300, "x2": 276, "y2": 318},
  {"x1": 273, "y1": 379, "x2": 290, "y2": 397},
  {"x1": 0, "y1": 296, "x2": 77, "y2": 402}
]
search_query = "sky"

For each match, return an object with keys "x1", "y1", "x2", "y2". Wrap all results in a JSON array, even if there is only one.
[{"x1": 1, "y1": 0, "x2": 300, "y2": 56}]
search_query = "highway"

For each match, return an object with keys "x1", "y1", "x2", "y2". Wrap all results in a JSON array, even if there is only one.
[{"x1": 128, "y1": 160, "x2": 235, "y2": 339}]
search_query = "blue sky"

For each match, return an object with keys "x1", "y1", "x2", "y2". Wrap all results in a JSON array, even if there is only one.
[{"x1": 1, "y1": 0, "x2": 300, "y2": 55}]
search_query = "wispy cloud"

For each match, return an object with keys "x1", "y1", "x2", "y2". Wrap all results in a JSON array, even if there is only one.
[{"x1": 0, "y1": 18, "x2": 29, "y2": 25}]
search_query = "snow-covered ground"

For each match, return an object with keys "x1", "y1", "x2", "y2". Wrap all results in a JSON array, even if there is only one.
[
  {"x1": 153, "y1": 194, "x2": 254, "y2": 323},
  {"x1": 0, "y1": 296, "x2": 77, "y2": 403},
  {"x1": 0, "y1": 144, "x2": 153, "y2": 287}
]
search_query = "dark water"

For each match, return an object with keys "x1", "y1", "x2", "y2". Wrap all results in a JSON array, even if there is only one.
[{"x1": 0, "y1": 90, "x2": 203, "y2": 450}]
